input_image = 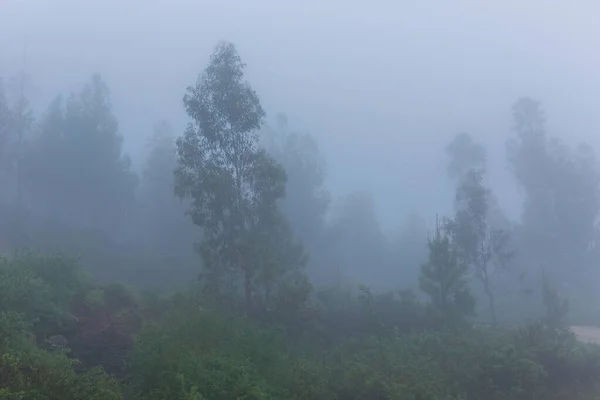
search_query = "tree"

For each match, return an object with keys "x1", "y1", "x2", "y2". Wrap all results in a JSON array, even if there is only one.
[
  {"x1": 0, "y1": 80, "x2": 14, "y2": 250},
  {"x1": 419, "y1": 216, "x2": 475, "y2": 324},
  {"x1": 0, "y1": 75, "x2": 34, "y2": 246},
  {"x1": 390, "y1": 212, "x2": 429, "y2": 290},
  {"x1": 260, "y1": 113, "x2": 331, "y2": 269},
  {"x1": 174, "y1": 42, "x2": 307, "y2": 312},
  {"x1": 23, "y1": 74, "x2": 137, "y2": 233},
  {"x1": 134, "y1": 121, "x2": 199, "y2": 280},
  {"x1": 541, "y1": 270, "x2": 569, "y2": 330},
  {"x1": 138, "y1": 121, "x2": 192, "y2": 243},
  {"x1": 446, "y1": 132, "x2": 486, "y2": 181},
  {"x1": 0, "y1": 79, "x2": 11, "y2": 167},
  {"x1": 323, "y1": 191, "x2": 390, "y2": 288},
  {"x1": 507, "y1": 97, "x2": 600, "y2": 288},
  {"x1": 446, "y1": 133, "x2": 513, "y2": 325},
  {"x1": 449, "y1": 170, "x2": 512, "y2": 325},
  {"x1": 447, "y1": 132, "x2": 511, "y2": 229}
]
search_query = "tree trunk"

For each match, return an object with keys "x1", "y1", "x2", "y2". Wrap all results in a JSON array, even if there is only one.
[
  {"x1": 244, "y1": 269, "x2": 253, "y2": 315},
  {"x1": 484, "y1": 280, "x2": 497, "y2": 326}
]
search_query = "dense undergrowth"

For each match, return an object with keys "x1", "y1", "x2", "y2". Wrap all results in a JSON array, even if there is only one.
[{"x1": 2, "y1": 252, "x2": 600, "y2": 400}]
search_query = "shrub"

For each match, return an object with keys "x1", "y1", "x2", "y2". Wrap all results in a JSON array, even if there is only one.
[
  {"x1": 129, "y1": 297, "x2": 290, "y2": 400},
  {"x1": 0, "y1": 311, "x2": 122, "y2": 399}
]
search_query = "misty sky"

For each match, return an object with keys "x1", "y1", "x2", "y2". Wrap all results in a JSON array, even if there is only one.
[{"x1": 2, "y1": 0, "x2": 600, "y2": 229}]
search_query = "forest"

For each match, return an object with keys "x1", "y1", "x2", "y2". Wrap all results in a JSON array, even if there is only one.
[{"x1": 1, "y1": 40, "x2": 600, "y2": 399}]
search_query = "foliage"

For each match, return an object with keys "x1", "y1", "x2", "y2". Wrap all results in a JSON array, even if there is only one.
[
  {"x1": 130, "y1": 302, "x2": 289, "y2": 400},
  {"x1": 324, "y1": 190, "x2": 392, "y2": 290},
  {"x1": 0, "y1": 79, "x2": 12, "y2": 167},
  {"x1": 446, "y1": 132, "x2": 487, "y2": 181},
  {"x1": 0, "y1": 253, "x2": 123, "y2": 399},
  {"x1": 23, "y1": 74, "x2": 138, "y2": 234},
  {"x1": 0, "y1": 316, "x2": 123, "y2": 400},
  {"x1": 507, "y1": 97, "x2": 600, "y2": 287},
  {"x1": 419, "y1": 216, "x2": 475, "y2": 324},
  {"x1": 129, "y1": 289, "x2": 600, "y2": 400},
  {"x1": 134, "y1": 120, "x2": 198, "y2": 274},
  {"x1": 446, "y1": 133, "x2": 514, "y2": 324},
  {"x1": 2, "y1": 220, "x2": 600, "y2": 400},
  {"x1": 260, "y1": 114, "x2": 331, "y2": 268},
  {"x1": 3, "y1": 41, "x2": 600, "y2": 400},
  {"x1": 541, "y1": 272, "x2": 570, "y2": 330},
  {"x1": 0, "y1": 251, "x2": 87, "y2": 338},
  {"x1": 174, "y1": 41, "x2": 307, "y2": 312}
]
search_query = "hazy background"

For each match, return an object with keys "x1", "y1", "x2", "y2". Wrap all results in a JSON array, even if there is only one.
[{"x1": 4, "y1": 0, "x2": 600, "y2": 229}]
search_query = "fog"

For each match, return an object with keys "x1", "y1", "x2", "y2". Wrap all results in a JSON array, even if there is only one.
[
  {"x1": 2, "y1": 0, "x2": 600, "y2": 323},
  {"x1": 4, "y1": 0, "x2": 600, "y2": 224}
]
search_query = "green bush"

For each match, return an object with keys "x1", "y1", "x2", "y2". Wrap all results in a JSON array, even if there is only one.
[
  {"x1": 0, "y1": 253, "x2": 123, "y2": 399},
  {"x1": 0, "y1": 252, "x2": 86, "y2": 338},
  {"x1": 2, "y1": 252, "x2": 600, "y2": 400},
  {"x1": 129, "y1": 289, "x2": 600, "y2": 400},
  {"x1": 0, "y1": 311, "x2": 122, "y2": 399},
  {"x1": 130, "y1": 301, "x2": 289, "y2": 400}
]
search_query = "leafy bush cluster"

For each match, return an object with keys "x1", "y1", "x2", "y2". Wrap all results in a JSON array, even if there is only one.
[
  {"x1": 129, "y1": 288, "x2": 600, "y2": 400},
  {"x1": 0, "y1": 253, "x2": 123, "y2": 399},
  {"x1": 1, "y1": 252, "x2": 600, "y2": 400}
]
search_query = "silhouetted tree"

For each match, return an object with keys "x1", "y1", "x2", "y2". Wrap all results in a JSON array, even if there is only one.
[
  {"x1": 261, "y1": 113, "x2": 330, "y2": 273},
  {"x1": 446, "y1": 132, "x2": 486, "y2": 181},
  {"x1": 175, "y1": 42, "x2": 307, "y2": 312},
  {"x1": 324, "y1": 190, "x2": 391, "y2": 290},
  {"x1": 134, "y1": 121, "x2": 199, "y2": 279},
  {"x1": 507, "y1": 97, "x2": 600, "y2": 287},
  {"x1": 420, "y1": 216, "x2": 475, "y2": 324},
  {"x1": 23, "y1": 74, "x2": 137, "y2": 233},
  {"x1": 0, "y1": 79, "x2": 11, "y2": 169},
  {"x1": 447, "y1": 133, "x2": 513, "y2": 325}
]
